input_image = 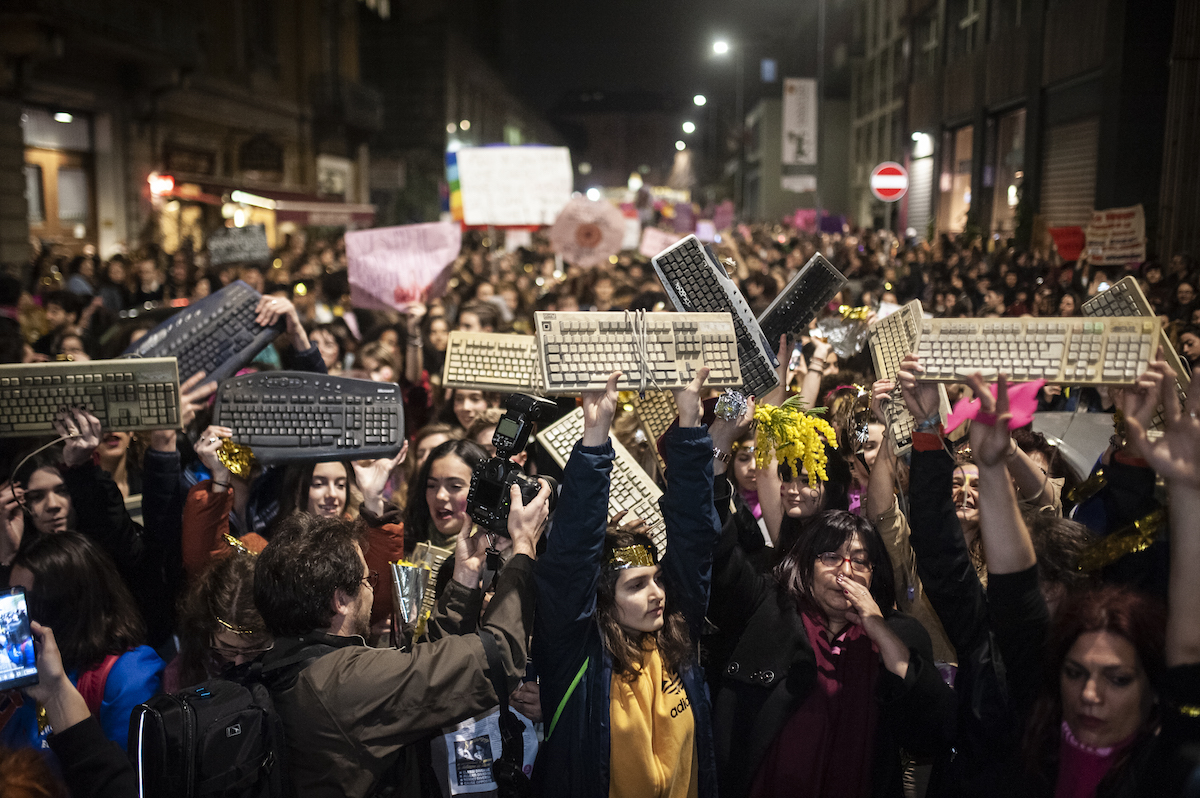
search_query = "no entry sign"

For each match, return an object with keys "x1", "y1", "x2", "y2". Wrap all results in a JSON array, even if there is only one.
[{"x1": 870, "y1": 162, "x2": 909, "y2": 202}]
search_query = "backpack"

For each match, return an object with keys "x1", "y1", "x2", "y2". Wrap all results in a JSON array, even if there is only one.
[{"x1": 129, "y1": 643, "x2": 330, "y2": 798}]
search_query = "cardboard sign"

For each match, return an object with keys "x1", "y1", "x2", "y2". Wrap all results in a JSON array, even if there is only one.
[
  {"x1": 1086, "y1": 205, "x2": 1146, "y2": 266},
  {"x1": 453, "y1": 146, "x2": 573, "y2": 227},
  {"x1": 1048, "y1": 226, "x2": 1086, "y2": 262},
  {"x1": 208, "y1": 225, "x2": 272, "y2": 266},
  {"x1": 346, "y1": 222, "x2": 462, "y2": 312},
  {"x1": 638, "y1": 227, "x2": 681, "y2": 259}
]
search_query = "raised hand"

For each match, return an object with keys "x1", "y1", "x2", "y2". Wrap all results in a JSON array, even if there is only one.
[
  {"x1": 179, "y1": 370, "x2": 218, "y2": 426},
  {"x1": 965, "y1": 373, "x2": 1014, "y2": 468},
  {"x1": 506, "y1": 480, "x2": 552, "y2": 559},
  {"x1": 1111, "y1": 353, "x2": 1167, "y2": 436},
  {"x1": 897, "y1": 354, "x2": 942, "y2": 422},
  {"x1": 671, "y1": 366, "x2": 710, "y2": 428},
  {"x1": 1, "y1": 482, "x2": 23, "y2": 564},
  {"x1": 1126, "y1": 363, "x2": 1200, "y2": 489},
  {"x1": 581, "y1": 371, "x2": 622, "y2": 447},
  {"x1": 195, "y1": 425, "x2": 234, "y2": 487},
  {"x1": 255, "y1": 295, "x2": 309, "y2": 351},
  {"x1": 353, "y1": 442, "x2": 409, "y2": 516},
  {"x1": 54, "y1": 407, "x2": 102, "y2": 468},
  {"x1": 870, "y1": 379, "x2": 895, "y2": 426}
]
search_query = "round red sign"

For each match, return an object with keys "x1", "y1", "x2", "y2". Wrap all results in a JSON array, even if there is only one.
[{"x1": 870, "y1": 162, "x2": 909, "y2": 202}]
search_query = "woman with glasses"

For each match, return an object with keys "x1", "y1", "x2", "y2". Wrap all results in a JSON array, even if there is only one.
[{"x1": 707, "y1": 504, "x2": 956, "y2": 798}]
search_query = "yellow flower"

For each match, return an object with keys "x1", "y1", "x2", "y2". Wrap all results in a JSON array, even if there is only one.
[{"x1": 753, "y1": 403, "x2": 836, "y2": 487}]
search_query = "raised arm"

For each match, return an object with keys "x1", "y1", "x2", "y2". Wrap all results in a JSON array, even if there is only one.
[{"x1": 1126, "y1": 362, "x2": 1200, "y2": 667}]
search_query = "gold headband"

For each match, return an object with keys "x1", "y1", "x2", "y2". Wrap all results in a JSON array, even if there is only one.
[
  {"x1": 605, "y1": 545, "x2": 656, "y2": 570},
  {"x1": 215, "y1": 616, "x2": 256, "y2": 635}
]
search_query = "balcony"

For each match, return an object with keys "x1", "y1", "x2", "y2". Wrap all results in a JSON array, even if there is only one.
[{"x1": 311, "y1": 73, "x2": 385, "y2": 135}]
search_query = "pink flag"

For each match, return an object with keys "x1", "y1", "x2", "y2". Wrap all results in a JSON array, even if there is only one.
[{"x1": 346, "y1": 222, "x2": 462, "y2": 312}]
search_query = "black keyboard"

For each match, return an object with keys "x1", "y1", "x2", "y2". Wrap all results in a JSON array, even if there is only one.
[
  {"x1": 651, "y1": 235, "x2": 781, "y2": 398},
  {"x1": 123, "y1": 280, "x2": 285, "y2": 385},
  {"x1": 757, "y1": 253, "x2": 847, "y2": 346},
  {"x1": 213, "y1": 372, "x2": 405, "y2": 463}
]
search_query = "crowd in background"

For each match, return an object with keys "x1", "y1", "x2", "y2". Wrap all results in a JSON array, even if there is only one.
[{"x1": 0, "y1": 217, "x2": 1197, "y2": 798}]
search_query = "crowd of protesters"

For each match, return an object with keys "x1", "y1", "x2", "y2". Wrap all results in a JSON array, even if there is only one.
[{"x1": 0, "y1": 219, "x2": 1197, "y2": 798}]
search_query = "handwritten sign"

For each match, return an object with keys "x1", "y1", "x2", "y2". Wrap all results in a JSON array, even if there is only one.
[
  {"x1": 1086, "y1": 205, "x2": 1146, "y2": 266},
  {"x1": 454, "y1": 146, "x2": 573, "y2": 227},
  {"x1": 345, "y1": 222, "x2": 462, "y2": 312},
  {"x1": 638, "y1": 227, "x2": 681, "y2": 259},
  {"x1": 208, "y1": 225, "x2": 272, "y2": 266}
]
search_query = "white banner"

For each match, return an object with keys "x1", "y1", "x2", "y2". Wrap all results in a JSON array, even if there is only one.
[
  {"x1": 455, "y1": 146, "x2": 574, "y2": 227},
  {"x1": 782, "y1": 78, "x2": 818, "y2": 166}
]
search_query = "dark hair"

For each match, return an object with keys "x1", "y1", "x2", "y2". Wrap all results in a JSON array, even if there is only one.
[
  {"x1": 254, "y1": 513, "x2": 369, "y2": 637},
  {"x1": 1023, "y1": 586, "x2": 1166, "y2": 793},
  {"x1": 457, "y1": 300, "x2": 500, "y2": 331},
  {"x1": 13, "y1": 532, "x2": 145, "y2": 671},
  {"x1": 1022, "y1": 510, "x2": 1094, "y2": 591},
  {"x1": 596, "y1": 528, "x2": 692, "y2": 679},
  {"x1": 772, "y1": 510, "x2": 896, "y2": 617},
  {"x1": 775, "y1": 447, "x2": 852, "y2": 552},
  {"x1": 176, "y1": 551, "x2": 268, "y2": 687},
  {"x1": 43, "y1": 290, "x2": 81, "y2": 319},
  {"x1": 275, "y1": 460, "x2": 357, "y2": 527},
  {"x1": 436, "y1": 388, "x2": 502, "y2": 430},
  {"x1": 404, "y1": 438, "x2": 487, "y2": 546}
]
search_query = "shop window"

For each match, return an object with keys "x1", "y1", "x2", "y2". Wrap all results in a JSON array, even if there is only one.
[
  {"x1": 56, "y1": 168, "x2": 89, "y2": 223},
  {"x1": 948, "y1": 0, "x2": 983, "y2": 60},
  {"x1": 25, "y1": 165, "x2": 44, "y2": 224},
  {"x1": 916, "y1": 11, "x2": 940, "y2": 77},
  {"x1": 937, "y1": 125, "x2": 974, "y2": 233},
  {"x1": 991, "y1": 108, "x2": 1026, "y2": 235}
]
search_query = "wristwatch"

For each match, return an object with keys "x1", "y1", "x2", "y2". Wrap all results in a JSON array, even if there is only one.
[{"x1": 712, "y1": 447, "x2": 732, "y2": 464}]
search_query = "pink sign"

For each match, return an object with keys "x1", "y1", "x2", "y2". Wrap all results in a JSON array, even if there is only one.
[
  {"x1": 792, "y1": 209, "x2": 818, "y2": 232},
  {"x1": 638, "y1": 227, "x2": 682, "y2": 259},
  {"x1": 346, "y1": 222, "x2": 462, "y2": 312},
  {"x1": 713, "y1": 200, "x2": 735, "y2": 232}
]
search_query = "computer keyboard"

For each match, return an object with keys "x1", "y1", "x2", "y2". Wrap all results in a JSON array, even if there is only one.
[
  {"x1": 757, "y1": 253, "x2": 847, "y2": 346},
  {"x1": 123, "y1": 280, "x2": 285, "y2": 385},
  {"x1": 630, "y1": 391, "x2": 678, "y2": 475},
  {"x1": 442, "y1": 332, "x2": 544, "y2": 394},
  {"x1": 534, "y1": 311, "x2": 743, "y2": 395},
  {"x1": 914, "y1": 317, "x2": 1161, "y2": 385},
  {"x1": 537, "y1": 406, "x2": 667, "y2": 555},
  {"x1": 652, "y1": 235, "x2": 781, "y2": 398},
  {"x1": 868, "y1": 301, "x2": 951, "y2": 455},
  {"x1": 212, "y1": 372, "x2": 404, "y2": 463},
  {"x1": 0, "y1": 358, "x2": 180, "y2": 437},
  {"x1": 1083, "y1": 276, "x2": 1191, "y2": 387}
]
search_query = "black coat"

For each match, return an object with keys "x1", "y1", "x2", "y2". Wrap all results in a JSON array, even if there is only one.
[{"x1": 708, "y1": 475, "x2": 957, "y2": 798}]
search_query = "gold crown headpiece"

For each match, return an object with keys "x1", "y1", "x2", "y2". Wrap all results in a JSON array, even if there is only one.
[{"x1": 605, "y1": 544, "x2": 657, "y2": 570}]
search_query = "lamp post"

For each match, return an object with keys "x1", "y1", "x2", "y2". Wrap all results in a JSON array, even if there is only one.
[{"x1": 712, "y1": 39, "x2": 745, "y2": 214}]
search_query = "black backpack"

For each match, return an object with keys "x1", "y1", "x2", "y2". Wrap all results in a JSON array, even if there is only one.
[{"x1": 130, "y1": 643, "x2": 331, "y2": 798}]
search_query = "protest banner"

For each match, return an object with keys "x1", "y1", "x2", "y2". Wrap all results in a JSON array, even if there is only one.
[
  {"x1": 1048, "y1": 226, "x2": 1086, "y2": 262},
  {"x1": 548, "y1": 197, "x2": 626, "y2": 268},
  {"x1": 208, "y1": 225, "x2": 272, "y2": 266},
  {"x1": 782, "y1": 78, "x2": 818, "y2": 166},
  {"x1": 346, "y1": 222, "x2": 462, "y2": 312},
  {"x1": 1086, "y1": 205, "x2": 1146, "y2": 266},
  {"x1": 452, "y1": 146, "x2": 573, "y2": 227},
  {"x1": 639, "y1": 227, "x2": 681, "y2": 259}
]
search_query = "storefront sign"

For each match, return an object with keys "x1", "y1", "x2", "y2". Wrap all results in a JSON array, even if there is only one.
[
  {"x1": 782, "y1": 78, "x2": 818, "y2": 166},
  {"x1": 208, "y1": 224, "x2": 272, "y2": 266},
  {"x1": 1086, "y1": 205, "x2": 1146, "y2": 266},
  {"x1": 346, "y1": 221, "x2": 462, "y2": 312}
]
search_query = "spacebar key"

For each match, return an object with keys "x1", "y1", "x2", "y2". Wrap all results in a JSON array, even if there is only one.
[{"x1": 251, "y1": 434, "x2": 300, "y2": 446}]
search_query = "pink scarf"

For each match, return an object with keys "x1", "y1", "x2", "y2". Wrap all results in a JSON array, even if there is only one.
[{"x1": 1054, "y1": 720, "x2": 1137, "y2": 798}]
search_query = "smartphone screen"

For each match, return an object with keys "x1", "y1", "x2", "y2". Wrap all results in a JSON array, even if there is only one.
[{"x1": 0, "y1": 588, "x2": 38, "y2": 691}]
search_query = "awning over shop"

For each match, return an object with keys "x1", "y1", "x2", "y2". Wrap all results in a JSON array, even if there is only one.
[{"x1": 159, "y1": 176, "x2": 376, "y2": 227}]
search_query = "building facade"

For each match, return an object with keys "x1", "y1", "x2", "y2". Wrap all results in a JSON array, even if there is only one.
[{"x1": 0, "y1": 0, "x2": 382, "y2": 265}]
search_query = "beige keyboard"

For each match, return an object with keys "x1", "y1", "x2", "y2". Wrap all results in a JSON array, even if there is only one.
[
  {"x1": 534, "y1": 311, "x2": 743, "y2": 395},
  {"x1": 0, "y1": 357, "x2": 180, "y2": 437},
  {"x1": 537, "y1": 406, "x2": 667, "y2": 555},
  {"x1": 631, "y1": 391, "x2": 678, "y2": 474},
  {"x1": 868, "y1": 301, "x2": 951, "y2": 455},
  {"x1": 1083, "y1": 275, "x2": 1191, "y2": 396},
  {"x1": 915, "y1": 317, "x2": 1160, "y2": 386},
  {"x1": 442, "y1": 331, "x2": 543, "y2": 394}
]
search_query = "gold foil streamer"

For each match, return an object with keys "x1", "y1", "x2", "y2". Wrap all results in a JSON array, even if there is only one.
[
  {"x1": 1077, "y1": 509, "x2": 1166, "y2": 572},
  {"x1": 217, "y1": 440, "x2": 257, "y2": 480},
  {"x1": 606, "y1": 544, "x2": 657, "y2": 570},
  {"x1": 837, "y1": 305, "x2": 872, "y2": 321},
  {"x1": 1067, "y1": 468, "x2": 1107, "y2": 505}
]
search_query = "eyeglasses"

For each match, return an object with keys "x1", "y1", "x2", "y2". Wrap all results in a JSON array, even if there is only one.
[
  {"x1": 360, "y1": 570, "x2": 379, "y2": 591},
  {"x1": 816, "y1": 552, "x2": 872, "y2": 574},
  {"x1": 210, "y1": 636, "x2": 274, "y2": 661}
]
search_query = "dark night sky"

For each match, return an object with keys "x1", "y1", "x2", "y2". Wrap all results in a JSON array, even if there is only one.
[{"x1": 506, "y1": 0, "x2": 819, "y2": 111}]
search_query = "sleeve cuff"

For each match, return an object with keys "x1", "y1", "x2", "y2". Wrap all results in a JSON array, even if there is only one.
[{"x1": 912, "y1": 431, "x2": 944, "y2": 451}]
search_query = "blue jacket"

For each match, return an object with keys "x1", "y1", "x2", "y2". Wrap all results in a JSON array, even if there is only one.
[{"x1": 532, "y1": 424, "x2": 721, "y2": 798}]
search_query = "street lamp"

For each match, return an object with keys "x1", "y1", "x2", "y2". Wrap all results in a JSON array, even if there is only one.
[
  {"x1": 682, "y1": 121, "x2": 696, "y2": 134},
  {"x1": 711, "y1": 38, "x2": 745, "y2": 212},
  {"x1": 712, "y1": 40, "x2": 730, "y2": 55},
  {"x1": 675, "y1": 140, "x2": 687, "y2": 151},
  {"x1": 693, "y1": 94, "x2": 707, "y2": 107}
]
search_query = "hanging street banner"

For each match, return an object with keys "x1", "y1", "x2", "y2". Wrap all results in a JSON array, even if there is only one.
[
  {"x1": 1086, "y1": 204, "x2": 1146, "y2": 266},
  {"x1": 782, "y1": 78, "x2": 818, "y2": 167}
]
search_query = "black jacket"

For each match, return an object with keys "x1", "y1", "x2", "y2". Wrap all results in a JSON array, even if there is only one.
[{"x1": 708, "y1": 475, "x2": 957, "y2": 798}]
